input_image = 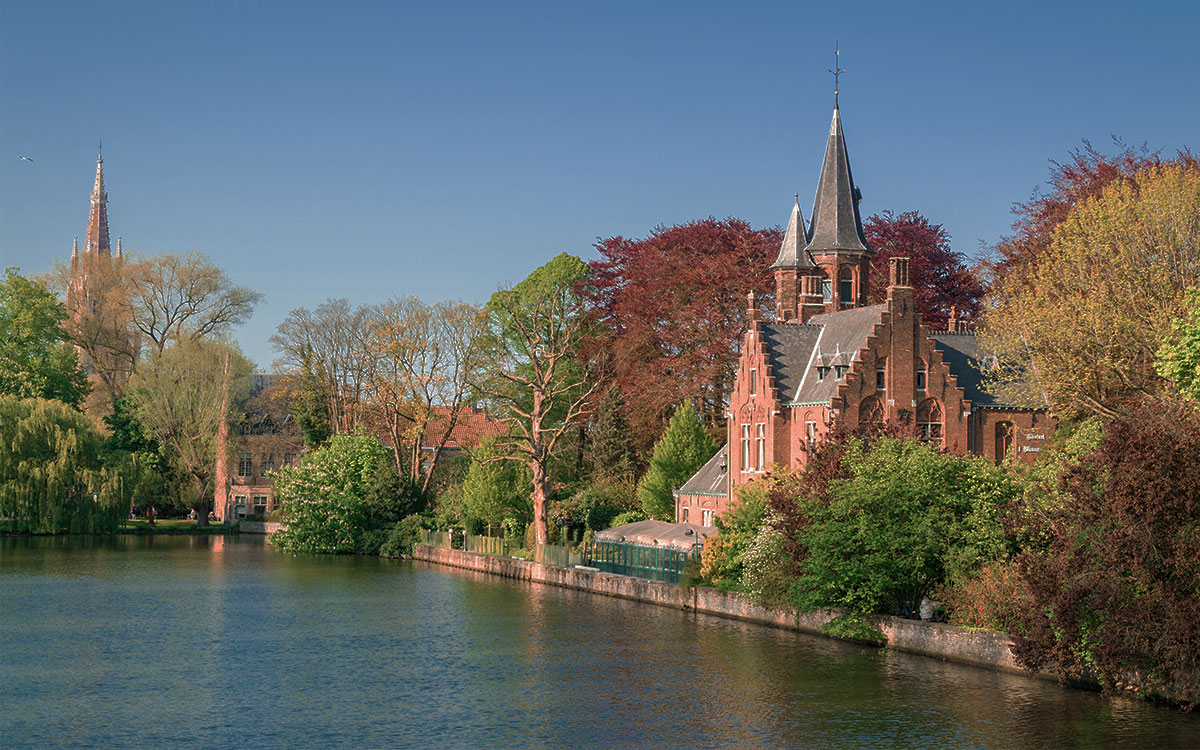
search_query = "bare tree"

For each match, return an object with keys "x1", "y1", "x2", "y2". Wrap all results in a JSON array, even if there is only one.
[
  {"x1": 271, "y1": 298, "x2": 377, "y2": 434},
  {"x1": 122, "y1": 250, "x2": 263, "y2": 353},
  {"x1": 368, "y1": 297, "x2": 489, "y2": 491}
]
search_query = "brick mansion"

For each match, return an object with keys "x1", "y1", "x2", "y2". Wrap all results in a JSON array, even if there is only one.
[{"x1": 675, "y1": 104, "x2": 1054, "y2": 525}]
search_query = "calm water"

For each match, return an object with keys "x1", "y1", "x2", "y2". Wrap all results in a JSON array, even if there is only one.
[{"x1": 1, "y1": 535, "x2": 1197, "y2": 749}]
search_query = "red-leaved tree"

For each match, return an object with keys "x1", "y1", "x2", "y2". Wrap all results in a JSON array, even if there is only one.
[
  {"x1": 588, "y1": 218, "x2": 780, "y2": 457},
  {"x1": 1010, "y1": 398, "x2": 1200, "y2": 707},
  {"x1": 864, "y1": 210, "x2": 984, "y2": 331}
]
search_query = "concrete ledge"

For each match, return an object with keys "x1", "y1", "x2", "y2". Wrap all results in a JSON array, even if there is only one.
[
  {"x1": 413, "y1": 544, "x2": 1065, "y2": 684},
  {"x1": 239, "y1": 521, "x2": 283, "y2": 535}
]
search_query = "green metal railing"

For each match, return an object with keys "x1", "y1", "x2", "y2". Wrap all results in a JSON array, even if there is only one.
[
  {"x1": 421, "y1": 529, "x2": 451, "y2": 548},
  {"x1": 464, "y1": 534, "x2": 510, "y2": 556},
  {"x1": 534, "y1": 543, "x2": 582, "y2": 567},
  {"x1": 590, "y1": 540, "x2": 696, "y2": 583}
]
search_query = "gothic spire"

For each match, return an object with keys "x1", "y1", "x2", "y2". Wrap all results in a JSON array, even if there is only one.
[
  {"x1": 805, "y1": 106, "x2": 872, "y2": 256},
  {"x1": 84, "y1": 145, "x2": 110, "y2": 258},
  {"x1": 770, "y1": 194, "x2": 816, "y2": 269}
]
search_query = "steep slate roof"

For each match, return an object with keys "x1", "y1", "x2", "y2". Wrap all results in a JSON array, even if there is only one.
[
  {"x1": 676, "y1": 445, "x2": 727, "y2": 497},
  {"x1": 806, "y1": 107, "x2": 873, "y2": 255},
  {"x1": 770, "y1": 196, "x2": 816, "y2": 269},
  {"x1": 761, "y1": 304, "x2": 886, "y2": 404},
  {"x1": 931, "y1": 333, "x2": 1048, "y2": 408}
]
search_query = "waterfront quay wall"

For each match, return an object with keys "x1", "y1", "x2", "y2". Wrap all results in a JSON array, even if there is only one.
[
  {"x1": 413, "y1": 544, "x2": 1053, "y2": 683},
  {"x1": 239, "y1": 521, "x2": 283, "y2": 535}
]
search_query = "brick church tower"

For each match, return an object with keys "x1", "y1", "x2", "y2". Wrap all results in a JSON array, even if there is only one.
[{"x1": 66, "y1": 145, "x2": 136, "y2": 409}]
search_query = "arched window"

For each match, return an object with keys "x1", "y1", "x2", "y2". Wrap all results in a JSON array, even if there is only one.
[
  {"x1": 916, "y1": 398, "x2": 943, "y2": 443},
  {"x1": 839, "y1": 265, "x2": 855, "y2": 307},
  {"x1": 859, "y1": 395, "x2": 884, "y2": 424},
  {"x1": 995, "y1": 421, "x2": 1014, "y2": 463}
]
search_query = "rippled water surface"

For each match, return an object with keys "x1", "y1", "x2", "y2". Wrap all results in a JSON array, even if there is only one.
[{"x1": 2, "y1": 534, "x2": 1197, "y2": 749}]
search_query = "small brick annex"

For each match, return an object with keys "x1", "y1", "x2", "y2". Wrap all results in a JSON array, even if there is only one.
[{"x1": 676, "y1": 104, "x2": 1053, "y2": 524}]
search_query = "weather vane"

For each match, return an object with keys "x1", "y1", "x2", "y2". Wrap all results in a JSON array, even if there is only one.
[{"x1": 828, "y1": 42, "x2": 845, "y2": 107}]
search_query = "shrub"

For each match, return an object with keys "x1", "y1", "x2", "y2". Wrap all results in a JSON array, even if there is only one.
[
  {"x1": 789, "y1": 437, "x2": 1017, "y2": 616},
  {"x1": 938, "y1": 560, "x2": 1032, "y2": 633},
  {"x1": 1010, "y1": 399, "x2": 1200, "y2": 706},
  {"x1": 608, "y1": 510, "x2": 646, "y2": 528},
  {"x1": 697, "y1": 476, "x2": 771, "y2": 592},
  {"x1": 380, "y1": 514, "x2": 424, "y2": 558},
  {"x1": 270, "y1": 433, "x2": 391, "y2": 554}
]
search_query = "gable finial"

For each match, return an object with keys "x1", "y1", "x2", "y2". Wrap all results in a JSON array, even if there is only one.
[
  {"x1": 828, "y1": 42, "x2": 845, "y2": 108},
  {"x1": 98, "y1": 138, "x2": 103, "y2": 159}
]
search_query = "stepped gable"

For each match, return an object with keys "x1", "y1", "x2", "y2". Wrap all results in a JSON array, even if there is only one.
[
  {"x1": 677, "y1": 445, "x2": 727, "y2": 497},
  {"x1": 760, "y1": 304, "x2": 885, "y2": 405},
  {"x1": 931, "y1": 332, "x2": 1048, "y2": 409}
]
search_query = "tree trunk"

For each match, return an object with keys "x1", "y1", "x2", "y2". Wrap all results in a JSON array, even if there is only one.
[{"x1": 530, "y1": 460, "x2": 551, "y2": 546}]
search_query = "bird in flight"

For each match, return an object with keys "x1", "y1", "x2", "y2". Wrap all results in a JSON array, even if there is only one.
[{"x1": 18, "y1": 156, "x2": 34, "y2": 162}]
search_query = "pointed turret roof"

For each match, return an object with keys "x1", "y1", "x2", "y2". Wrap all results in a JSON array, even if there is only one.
[
  {"x1": 83, "y1": 146, "x2": 111, "y2": 258},
  {"x1": 805, "y1": 106, "x2": 872, "y2": 255},
  {"x1": 771, "y1": 194, "x2": 816, "y2": 269}
]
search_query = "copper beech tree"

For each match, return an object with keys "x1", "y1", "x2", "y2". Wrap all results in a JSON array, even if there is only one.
[
  {"x1": 863, "y1": 210, "x2": 984, "y2": 331},
  {"x1": 588, "y1": 218, "x2": 780, "y2": 456},
  {"x1": 475, "y1": 253, "x2": 599, "y2": 546}
]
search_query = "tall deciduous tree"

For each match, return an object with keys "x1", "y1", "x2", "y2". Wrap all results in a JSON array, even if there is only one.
[
  {"x1": 271, "y1": 298, "x2": 377, "y2": 434},
  {"x1": 982, "y1": 163, "x2": 1200, "y2": 419},
  {"x1": 638, "y1": 401, "x2": 717, "y2": 521},
  {"x1": 475, "y1": 253, "x2": 599, "y2": 545},
  {"x1": 368, "y1": 297, "x2": 488, "y2": 491},
  {"x1": 864, "y1": 211, "x2": 984, "y2": 330},
  {"x1": 126, "y1": 339, "x2": 253, "y2": 525},
  {"x1": 121, "y1": 250, "x2": 263, "y2": 353},
  {"x1": 989, "y1": 139, "x2": 1195, "y2": 284},
  {"x1": 589, "y1": 218, "x2": 780, "y2": 455},
  {"x1": 0, "y1": 269, "x2": 90, "y2": 407}
]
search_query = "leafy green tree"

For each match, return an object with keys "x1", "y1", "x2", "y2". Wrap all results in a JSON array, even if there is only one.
[
  {"x1": 125, "y1": 339, "x2": 253, "y2": 525},
  {"x1": 0, "y1": 268, "x2": 90, "y2": 407},
  {"x1": 101, "y1": 394, "x2": 179, "y2": 515},
  {"x1": 0, "y1": 396, "x2": 125, "y2": 533},
  {"x1": 638, "y1": 401, "x2": 717, "y2": 521},
  {"x1": 791, "y1": 437, "x2": 1016, "y2": 616},
  {"x1": 475, "y1": 253, "x2": 598, "y2": 544},
  {"x1": 289, "y1": 344, "x2": 334, "y2": 448},
  {"x1": 1156, "y1": 287, "x2": 1200, "y2": 407},
  {"x1": 459, "y1": 436, "x2": 532, "y2": 529},
  {"x1": 270, "y1": 433, "x2": 392, "y2": 554}
]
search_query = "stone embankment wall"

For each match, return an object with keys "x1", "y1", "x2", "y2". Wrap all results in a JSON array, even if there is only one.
[
  {"x1": 413, "y1": 544, "x2": 1055, "y2": 682},
  {"x1": 239, "y1": 521, "x2": 283, "y2": 535}
]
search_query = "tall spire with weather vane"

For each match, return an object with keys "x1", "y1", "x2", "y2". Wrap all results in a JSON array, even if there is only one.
[{"x1": 83, "y1": 139, "x2": 111, "y2": 258}]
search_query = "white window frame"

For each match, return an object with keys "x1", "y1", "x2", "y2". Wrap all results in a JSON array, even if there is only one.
[
  {"x1": 755, "y1": 423, "x2": 766, "y2": 470},
  {"x1": 741, "y1": 424, "x2": 751, "y2": 472}
]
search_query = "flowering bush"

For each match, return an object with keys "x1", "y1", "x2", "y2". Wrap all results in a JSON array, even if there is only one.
[{"x1": 270, "y1": 433, "x2": 391, "y2": 554}]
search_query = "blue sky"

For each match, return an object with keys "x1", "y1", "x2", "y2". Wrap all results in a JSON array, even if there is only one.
[{"x1": 2, "y1": 0, "x2": 1197, "y2": 369}]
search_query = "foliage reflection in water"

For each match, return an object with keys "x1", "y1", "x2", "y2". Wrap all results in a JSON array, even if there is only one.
[{"x1": 1, "y1": 535, "x2": 1196, "y2": 749}]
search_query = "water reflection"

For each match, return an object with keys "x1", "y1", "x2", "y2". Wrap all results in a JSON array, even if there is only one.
[{"x1": 1, "y1": 535, "x2": 1197, "y2": 749}]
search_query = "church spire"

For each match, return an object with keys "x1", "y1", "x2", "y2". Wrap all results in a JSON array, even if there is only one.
[
  {"x1": 84, "y1": 143, "x2": 111, "y2": 258},
  {"x1": 805, "y1": 106, "x2": 872, "y2": 256}
]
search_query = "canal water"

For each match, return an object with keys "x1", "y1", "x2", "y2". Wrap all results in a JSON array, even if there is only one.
[{"x1": 2, "y1": 535, "x2": 1197, "y2": 749}]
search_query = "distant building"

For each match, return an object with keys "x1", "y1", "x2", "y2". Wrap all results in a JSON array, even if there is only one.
[
  {"x1": 676, "y1": 103, "x2": 1053, "y2": 524},
  {"x1": 66, "y1": 147, "x2": 138, "y2": 410}
]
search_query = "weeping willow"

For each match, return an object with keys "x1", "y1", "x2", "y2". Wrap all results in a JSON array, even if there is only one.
[{"x1": 0, "y1": 396, "x2": 126, "y2": 533}]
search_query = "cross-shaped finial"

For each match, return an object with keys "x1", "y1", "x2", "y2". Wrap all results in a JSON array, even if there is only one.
[{"x1": 828, "y1": 42, "x2": 845, "y2": 107}]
